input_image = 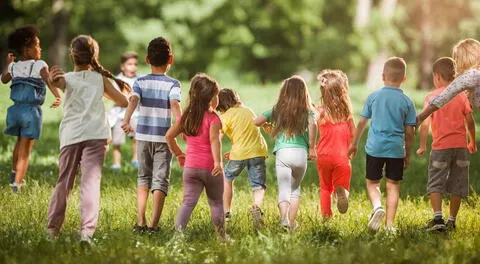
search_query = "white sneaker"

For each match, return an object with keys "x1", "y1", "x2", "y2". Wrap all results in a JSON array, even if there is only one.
[
  {"x1": 80, "y1": 234, "x2": 92, "y2": 245},
  {"x1": 385, "y1": 226, "x2": 398, "y2": 234},
  {"x1": 368, "y1": 207, "x2": 386, "y2": 233}
]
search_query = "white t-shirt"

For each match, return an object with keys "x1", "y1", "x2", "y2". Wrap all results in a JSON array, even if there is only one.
[{"x1": 8, "y1": 60, "x2": 48, "y2": 78}]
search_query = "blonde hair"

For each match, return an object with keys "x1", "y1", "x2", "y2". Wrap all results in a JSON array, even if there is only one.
[
  {"x1": 271, "y1": 75, "x2": 312, "y2": 138},
  {"x1": 452, "y1": 38, "x2": 480, "y2": 76},
  {"x1": 317, "y1": 69, "x2": 353, "y2": 123}
]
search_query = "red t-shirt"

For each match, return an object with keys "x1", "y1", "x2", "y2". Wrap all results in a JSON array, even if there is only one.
[
  {"x1": 425, "y1": 87, "x2": 472, "y2": 150},
  {"x1": 184, "y1": 111, "x2": 222, "y2": 170},
  {"x1": 316, "y1": 115, "x2": 353, "y2": 160}
]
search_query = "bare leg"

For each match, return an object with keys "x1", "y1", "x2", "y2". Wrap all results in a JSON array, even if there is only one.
[
  {"x1": 366, "y1": 179, "x2": 382, "y2": 209},
  {"x1": 223, "y1": 180, "x2": 233, "y2": 212},
  {"x1": 449, "y1": 195, "x2": 462, "y2": 218},
  {"x1": 150, "y1": 190, "x2": 166, "y2": 228},
  {"x1": 112, "y1": 145, "x2": 121, "y2": 167},
  {"x1": 278, "y1": 201, "x2": 290, "y2": 224},
  {"x1": 288, "y1": 197, "x2": 300, "y2": 225},
  {"x1": 14, "y1": 137, "x2": 35, "y2": 184},
  {"x1": 385, "y1": 179, "x2": 400, "y2": 227},
  {"x1": 137, "y1": 186, "x2": 149, "y2": 226},
  {"x1": 132, "y1": 139, "x2": 138, "y2": 162},
  {"x1": 12, "y1": 138, "x2": 20, "y2": 172},
  {"x1": 429, "y1": 192, "x2": 443, "y2": 213},
  {"x1": 253, "y1": 188, "x2": 265, "y2": 208}
]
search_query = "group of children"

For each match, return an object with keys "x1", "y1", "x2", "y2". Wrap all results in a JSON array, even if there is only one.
[{"x1": 2, "y1": 25, "x2": 479, "y2": 243}]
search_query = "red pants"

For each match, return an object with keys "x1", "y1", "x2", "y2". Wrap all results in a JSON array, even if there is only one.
[{"x1": 316, "y1": 154, "x2": 351, "y2": 217}]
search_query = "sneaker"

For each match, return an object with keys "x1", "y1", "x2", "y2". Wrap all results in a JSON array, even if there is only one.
[
  {"x1": 280, "y1": 219, "x2": 289, "y2": 230},
  {"x1": 248, "y1": 205, "x2": 265, "y2": 229},
  {"x1": 425, "y1": 217, "x2": 446, "y2": 232},
  {"x1": 80, "y1": 234, "x2": 92, "y2": 246},
  {"x1": 10, "y1": 180, "x2": 26, "y2": 193},
  {"x1": 385, "y1": 226, "x2": 398, "y2": 234},
  {"x1": 335, "y1": 186, "x2": 348, "y2": 214},
  {"x1": 289, "y1": 221, "x2": 299, "y2": 233},
  {"x1": 446, "y1": 220, "x2": 456, "y2": 231},
  {"x1": 368, "y1": 207, "x2": 386, "y2": 233},
  {"x1": 224, "y1": 211, "x2": 232, "y2": 222},
  {"x1": 9, "y1": 171, "x2": 16, "y2": 185},
  {"x1": 146, "y1": 226, "x2": 159, "y2": 235},
  {"x1": 131, "y1": 161, "x2": 139, "y2": 168},
  {"x1": 133, "y1": 225, "x2": 147, "y2": 234},
  {"x1": 110, "y1": 165, "x2": 121, "y2": 171}
]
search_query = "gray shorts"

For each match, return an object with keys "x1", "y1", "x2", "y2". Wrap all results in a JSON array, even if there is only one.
[
  {"x1": 137, "y1": 141, "x2": 172, "y2": 195},
  {"x1": 111, "y1": 118, "x2": 137, "y2": 146},
  {"x1": 427, "y1": 148, "x2": 470, "y2": 197}
]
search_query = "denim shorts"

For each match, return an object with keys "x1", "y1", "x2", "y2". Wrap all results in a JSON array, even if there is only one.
[
  {"x1": 224, "y1": 157, "x2": 267, "y2": 190},
  {"x1": 4, "y1": 104, "x2": 42, "y2": 139}
]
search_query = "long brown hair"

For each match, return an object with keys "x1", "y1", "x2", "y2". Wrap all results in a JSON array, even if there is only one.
[
  {"x1": 317, "y1": 69, "x2": 353, "y2": 123},
  {"x1": 271, "y1": 75, "x2": 312, "y2": 138},
  {"x1": 181, "y1": 73, "x2": 220, "y2": 136},
  {"x1": 70, "y1": 35, "x2": 131, "y2": 93}
]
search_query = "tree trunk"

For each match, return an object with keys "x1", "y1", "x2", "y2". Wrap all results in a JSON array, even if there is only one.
[
  {"x1": 365, "y1": 0, "x2": 397, "y2": 89},
  {"x1": 354, "y1": 0, "x2": 372, "y2": 29},
  {"x1": 419, "y1": 0, "x2": 434, "y2": 90},
  {"x1": 48, "y1": 0, "x2": 69, "y2": 68}
]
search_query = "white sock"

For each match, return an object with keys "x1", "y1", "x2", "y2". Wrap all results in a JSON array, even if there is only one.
[
  {"x1": 448, "y1": 216, "x2": 456, "y2": 222},
  {"x1": 433, "y1": 211, "x2": 443, "y2": 219}
]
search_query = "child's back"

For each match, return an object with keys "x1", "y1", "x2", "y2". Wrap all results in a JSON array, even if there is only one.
[
  {"x1": 221, "y1": 105, "x2": 268, "y2": 160},
  {"x1": 317, "y1": 117, "x2": 352, "y2": 157}
]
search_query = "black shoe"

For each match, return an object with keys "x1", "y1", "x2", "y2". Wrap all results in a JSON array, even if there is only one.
[
  {"x1": 225, "y1": 211, "x2": 232, "y2": 222},
  {"x1": 446, "y1": 220, "x2": 456, "y2": 231},
  {"x1": 425, "y1": 217, "x2": 446, "y2": 232},
  {"x1": 133, "y1": 225, "x2": 147, "y2": 234},
  {"x1": 146, "y1": 227, "x2": 159, "y2": 235}
]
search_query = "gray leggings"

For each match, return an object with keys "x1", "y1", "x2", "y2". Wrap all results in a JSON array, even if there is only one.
[{"x1": 275, "y1": 148, "x2": 308, "y2": 203}]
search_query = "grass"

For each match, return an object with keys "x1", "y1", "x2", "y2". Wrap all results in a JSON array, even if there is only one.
[{"x1": 0, "y1": 80, "x2": 480, "y2": 263}]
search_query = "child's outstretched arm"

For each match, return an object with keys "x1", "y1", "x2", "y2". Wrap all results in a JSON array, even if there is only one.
[
  {"x1": 404, "y1": 125, "x2": 415, "y2": 169},
  {"x1": 170, "y1": 100, "x2": 182, "y2": 123},
  {"x1": 347, "y1": 117, "x2": 368, "y2": 159},
  {"x1": 165, "y1": 122, "x2": 185, "y2": 167},
  {"x1": 104, "y1": 77, "x2": 128, "y2": 107},
  {"x1": 466, "y1": 113, "x2": 477, "y2": 154},
  {"x1": 1, "y1": 53, "x2": 14, "y2": 84},
  {"x1": 254, "y1": 115, "x2": 267, "y2": 126},
  {"x1": 40, "y1": 66, "x2": 62, "y2": 108},
  {"x1": 210, "y1": 122, "x2": 223, "y2": 176},
  {"x1": 122, "y1": 95, "x2": 138, "y2": 133},
  {"x1": 48, "y1": 66, "x2": 66, "y2": 91},
  {"x1": 416, "y1": 116, "x2": 430, "y2": 156},
  {"x1": 308, "y1": 116, "x2": 317, "y2": 160}
]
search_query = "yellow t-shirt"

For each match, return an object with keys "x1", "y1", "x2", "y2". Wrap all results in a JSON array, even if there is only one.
[{"x1": 220, "y1": 106, "x2": 268, "y2": 160}]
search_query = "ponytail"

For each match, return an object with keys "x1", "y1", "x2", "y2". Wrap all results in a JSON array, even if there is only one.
[{"x1": 91, "y1": 57, "x2": 132, "y2": 93}]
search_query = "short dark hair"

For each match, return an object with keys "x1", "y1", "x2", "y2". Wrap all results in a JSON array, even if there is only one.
[
  {"x1": 120, "y1": 51, "x2": 138, "y2": 64},
  {"x1": 383, "y1": 57, "x2": 406, "y2": 83},
  {"x1": 7, "y1": 25, "x2": 39, "y2": 57},
  {"x1": 433, "y1": 57, "x2": 455, "y2": 82},
  {"x1": 217, "y1": 88, "x2": 241, "y2": 112},
  {"x1": 147, "y1": 37, "x2": 172, "y2": 67}
]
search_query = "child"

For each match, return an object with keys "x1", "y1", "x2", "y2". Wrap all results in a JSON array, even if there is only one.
[
  {"x1": 216, "y1": 88, "x2": 269, "y2": 229},
  {"x1": 315, "y1": 70, "x2": 355, "y2": 218},
  {"x1": 255, "y1": 75, "x2": 317, "y2": 232},
  {"x1": 417, "y1": 57, "x2": 476, "y2": 231},
  {"x1": 165, "y1": 73, "x2": 226, "y2": 239},
  {"x1": 418, "y1": 38, "x2": 480, "y2": 124},
  {"x1": 108, "y1": 51, "x2": 140, "y2": 170},
  {"x1": 47, "y1": 35, "x2": 130, "y2": 244},
  {"x1": 1, "y1": 25, "x2": 62, "y2": 192},
  {"x1": 348, "y1": 57, "x2": 416, "y2": 233},
  {"x1": 122, "y1": 37, "x2": 182, "y2": 234}
]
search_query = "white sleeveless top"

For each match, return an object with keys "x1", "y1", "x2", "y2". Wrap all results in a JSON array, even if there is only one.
[{"x1": 59, "y1": 71, "x2": 111, "y2": 148}]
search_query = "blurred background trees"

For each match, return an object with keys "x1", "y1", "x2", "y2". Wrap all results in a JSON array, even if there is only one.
[{"x1": 1, "y1": 0, "x2": 479, "y2": 88}]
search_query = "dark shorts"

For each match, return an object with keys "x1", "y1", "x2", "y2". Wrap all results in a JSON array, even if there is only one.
[
  {"x1": 137, "y1": 141, "x2": 172, "y2": 194},
  {"x1": 366, "y1": 154, "x2": 404, "y2": 181},
  {"x1": 224, "y1": 157, "x2": 267, "y2": 190}
]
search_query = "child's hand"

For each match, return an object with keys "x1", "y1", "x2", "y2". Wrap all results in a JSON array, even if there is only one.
[
  {"x1": 347, "y1": 144, "x2": 357, "y2": 159},
  {"x1": 262, "y1": 123, "x2": 273, "y2": 135},
  {"x1": 121, "y1": 120, "x2": 133, "y2": 133},
  {"x1": 176, "y1": 154, "x2": 186, "y2": 167},
  {"x1": 5, "y1": 53, "x2": 15, "y2": 66},
  {"x1": 404, "y1": 157, "x2": 410, "y2": 170},
  {"x1": 224, "y1": 152, "x2": 230, "y2": 161},
  {"x1": 211, "y1": 162, "x2": 224, "y2": 177},
  {"x1": 468, "y1": 141, "x2": 477, "y2": 154},
  {"x1": 49, "y1": 66, "x2": 64, "y2": 83},
  {"x1": 50, "y1": 96, "x2": 62, "y2": 108},
  {"x1": 416, "y1": 147, "x2": 426, "y2": 156},
  {"x1": 308, "y1": 149, "x2": 317, "y2": 160}
]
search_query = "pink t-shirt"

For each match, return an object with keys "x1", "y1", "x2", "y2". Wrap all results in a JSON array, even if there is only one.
[
  {"x1": 424, "y1": 87, "x2": 472, "y2": 150},
  {"x1": 184, "y1": 111, "x2": 222, "y2": 170}
]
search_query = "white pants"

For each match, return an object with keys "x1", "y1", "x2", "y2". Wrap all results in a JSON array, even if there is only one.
[{"x1": 275, "y1": 148, "x2": 308, "y2": 203}]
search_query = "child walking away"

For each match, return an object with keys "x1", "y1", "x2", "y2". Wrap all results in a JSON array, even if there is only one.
[
  {"x1": 315, "y1": 70, "x2": 355, "y2": 219},
  {"x1": 216, "y1": 88, "x2": 269, "y2": 229},
  {"x1": 165, "y1": 73, "x2": 227, "y2": 240},
  {"x1": 122, "y1": 37, "x2": 182, "y2": 234},
  {"x1": 47, "y1": 35, "x2": 130, "y2": 245},
  {"x1": 348, "y1": 57, "x2": 416, "y2": 234},
  {"x1": 417, "y1": 57, "x2": 477, "y2": 232},
  {"x1": 255, "y1": 76, "x2": 317, "y2": 232},
  {"x1": 108, "y1": 51, "x2": 140, "y2": 170},
  {"x1": 1, "y1": 25, "x2": 62, "y2": 192}
]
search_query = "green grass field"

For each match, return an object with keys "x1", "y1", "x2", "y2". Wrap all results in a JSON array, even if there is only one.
[{"x1": 1, "y1": 81, "x2": 480, "y2": 264}]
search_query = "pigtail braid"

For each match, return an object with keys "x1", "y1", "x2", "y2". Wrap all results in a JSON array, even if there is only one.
[{"x1": 91, "y1": 57, "x2": 132, "y2": 93}]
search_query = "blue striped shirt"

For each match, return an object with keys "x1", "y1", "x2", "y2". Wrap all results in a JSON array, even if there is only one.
[{"x1": 132, "y1": 74, "x2": 181, "y2": 142}]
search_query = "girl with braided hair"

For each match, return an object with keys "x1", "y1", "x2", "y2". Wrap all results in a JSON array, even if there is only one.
[{"x1": 46, "y1": 35, "x2": 129, "y2": 245}]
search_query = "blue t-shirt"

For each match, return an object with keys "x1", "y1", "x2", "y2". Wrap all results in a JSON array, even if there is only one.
[
  {"x1": 133, "y1": 74, "x2": 181, "y2": 142},
  {"x1": 360, "y1": 86, "x2": 416, "y2": 158}
]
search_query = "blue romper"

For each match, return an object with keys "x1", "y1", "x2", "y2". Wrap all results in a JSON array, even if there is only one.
[{"x1": 4, "y1": 61, "x2": 46, "y2": 139}]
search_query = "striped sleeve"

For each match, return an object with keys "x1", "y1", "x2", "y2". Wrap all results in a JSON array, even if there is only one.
[
  {"x1": 133, "y1": 80, "x2": 142, "y2": 98},
  {"x1": 169, "y1": 81, "x2": 181, "y2": 101}
]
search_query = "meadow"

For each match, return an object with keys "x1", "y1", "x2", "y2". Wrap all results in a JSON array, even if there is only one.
[{"x1": 0, "y1": 80, "x2": 479, "y2": 264}]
